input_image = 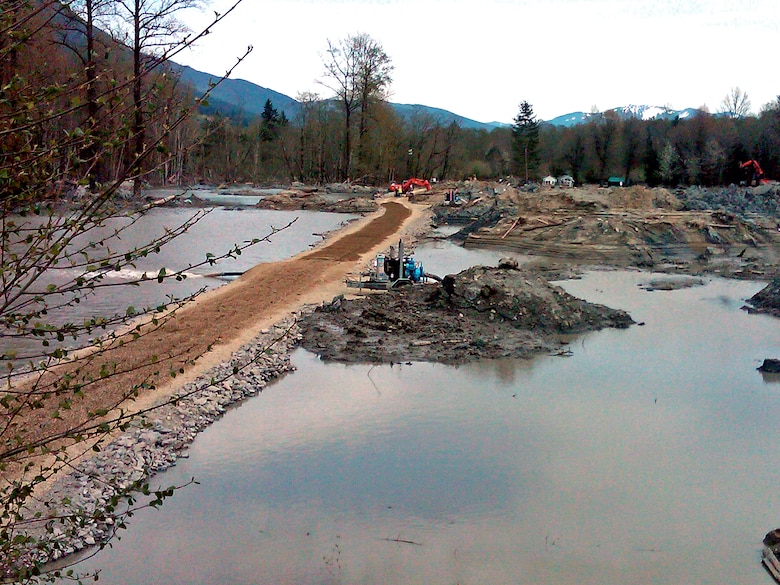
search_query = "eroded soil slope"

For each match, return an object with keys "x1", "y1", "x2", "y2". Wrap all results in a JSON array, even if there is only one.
[{"x1": 421, "y1": 182, "x2": 780, "y2": 277}]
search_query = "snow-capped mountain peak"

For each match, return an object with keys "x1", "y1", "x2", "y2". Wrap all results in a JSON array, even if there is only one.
[{"x1": 546, "y1": 105, "x2": 703, "y2": 127}]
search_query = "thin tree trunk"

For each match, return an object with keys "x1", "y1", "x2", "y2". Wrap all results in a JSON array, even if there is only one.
[
  {"x1": 132, "y1": 0, "x2": 144, "y2": 199},
  {"x1": 84, "y1": 0, "x2": 100, "y2": 190},
  {"x1": 343, "y1": 106, "x2": 352, "y2": 180}
]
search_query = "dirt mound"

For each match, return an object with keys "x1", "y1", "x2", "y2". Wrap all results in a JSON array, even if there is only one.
[
  {"x1": 425, "y1": 182, "x2": 780, "y2": 277},
  {"x1": 255, "y1": 191, "x2": 379, "y2": 213},
  {"x1": 300, "y1": 265, "x2": 633, "y2": 365},
  {"x1": 606, "y1": 185, "x2": 680, "y2": 211},
  {"x1": 745, "y1": 278, "x2": 780, "y2": 317}
]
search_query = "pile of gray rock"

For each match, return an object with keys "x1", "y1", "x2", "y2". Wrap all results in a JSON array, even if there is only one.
[
  {"x1": 676, "y1": 184, "x2": 780, "y2": 216},
  {"x1": 15, "y1": 317, "x2": 303, "y2": 569}
]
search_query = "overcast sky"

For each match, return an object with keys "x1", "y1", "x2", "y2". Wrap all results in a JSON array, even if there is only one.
[{"x1": 176, "y1": 0, "x2": 779, "y2": 123}]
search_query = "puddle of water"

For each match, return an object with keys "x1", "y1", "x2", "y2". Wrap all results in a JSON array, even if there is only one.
[{"x1": 415, "y1": 239, "x2": 533, "y2": 276}]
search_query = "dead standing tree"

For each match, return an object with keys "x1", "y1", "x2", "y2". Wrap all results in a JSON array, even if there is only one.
[
  {"x1": 720, "y1": 86, "x2": 752, "y2": 119},
  {"x1": 319, "y1": 32, "x2": 393, "y2": 182}
]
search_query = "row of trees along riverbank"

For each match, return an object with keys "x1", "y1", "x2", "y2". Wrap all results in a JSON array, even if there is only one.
[
  {"x1": 7, "y1": 2, "x2": 776, "y2": 191},
  {"x1": 193, "y1": 88, "x2": 780, "y2": 188}
]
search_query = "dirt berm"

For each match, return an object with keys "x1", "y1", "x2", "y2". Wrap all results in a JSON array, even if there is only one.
[
  {"x1": 254, "y1": 191, "x2": 379, "y2": 213},
  {"x1": 300, "y1": 262, "x2": 634, "y2": 365}
]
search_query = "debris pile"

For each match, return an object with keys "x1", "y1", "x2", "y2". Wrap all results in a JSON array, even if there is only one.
[
  {"x1": 424, "y1": 182, "x2": 780, "y2": 276},
  {"x1": 255, "y1": 191, "x2": 378, "y2": 213},
  {"x1": 745, "y1": 278, "x2": 780, "y2": 317},
  {"x1": 676, "y1": 184, "x2": 780, "y2": 217},
  {"x1": 300, "y1": 263, "x2": 633, "y2": 365}
]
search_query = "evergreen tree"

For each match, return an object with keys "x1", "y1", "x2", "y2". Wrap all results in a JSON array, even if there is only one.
[
  {"x1": 512, "y1": 101, "x2": 540, "y2": 180},
  {"x1": 260, "y1": 98, "x2": 282, "y2": 142}
]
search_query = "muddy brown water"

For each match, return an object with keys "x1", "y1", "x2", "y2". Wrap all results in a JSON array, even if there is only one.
[{"x1": 63, "y1": 267, "x2": 780, "y2": 585}]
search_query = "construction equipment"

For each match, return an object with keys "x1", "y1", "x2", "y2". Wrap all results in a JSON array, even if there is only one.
[
  {"x1": 389, "y1": 178, "x2": 432, "y2": 195},
  {"x1": 741, "y1": 160, "x2": 767, "y2": 186},
  {"x1": 346, "y1": 239, "x2": 440, "y2": 290}
]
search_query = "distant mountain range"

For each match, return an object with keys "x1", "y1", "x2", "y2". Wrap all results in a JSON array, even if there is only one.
[
  {"x1": 175, "y1": 63, "x2": 703, "y2": 130},
  {"x1": 173, "y1": 63, "x2": 508, "y2": 130},
  {"x1": 41, "y1": 4, "x2": 701, "y2": 132},
  {"x1": 546, "y1": 105, "x2": 703, "y2": 127},
  {"x1": 174, "y1": 65, "x2": 301, "y2": 122}
]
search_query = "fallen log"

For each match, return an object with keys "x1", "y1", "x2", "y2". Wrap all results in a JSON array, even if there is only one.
[
  {"x1": 501, "y1": 218, "x2": 521, "y2": 239},
  {"x1": 519, "y1": 220, "x2": 565, "y2": 232},
  {"x1": 142, "y1": 194, "x2": 177, "y2": 210}
]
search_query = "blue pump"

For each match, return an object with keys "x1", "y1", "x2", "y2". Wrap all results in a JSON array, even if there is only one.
[{"x1": 403, "y1": 257, "x2": 424, "y2": 282}]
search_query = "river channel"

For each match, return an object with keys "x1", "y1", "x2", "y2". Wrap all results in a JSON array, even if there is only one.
[
  {"x1": 5, "y1": 205, "x2": 355, "y2": 360},
  {"x1": 54, "y1": 203, "x2": 780, "y2": 584}
]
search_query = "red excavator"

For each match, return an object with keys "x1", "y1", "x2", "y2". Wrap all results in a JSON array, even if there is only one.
[
  {"x1": 389, "y1": 178, "x2": 431, "y2": 194},
  {"x1": 740, "y1": 160, "x2": 767, "y2": 186}
]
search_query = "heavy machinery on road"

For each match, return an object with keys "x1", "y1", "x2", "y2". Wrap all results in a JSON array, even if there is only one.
[
  {"x1": 389, "y1": 178, "x2": 432, "y2": 195},
  {"x1": 741, "y1": 159, "x2": 767, "y2": 186}
]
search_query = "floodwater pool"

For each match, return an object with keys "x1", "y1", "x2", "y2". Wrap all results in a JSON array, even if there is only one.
[{"x1": 65, "y1": 269, "x2": 780, "y2": 585}]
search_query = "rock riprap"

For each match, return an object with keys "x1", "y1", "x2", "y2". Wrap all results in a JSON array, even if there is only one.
[{"x1": 14, "y1": 318, "x2": 302, "y2": 570}]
